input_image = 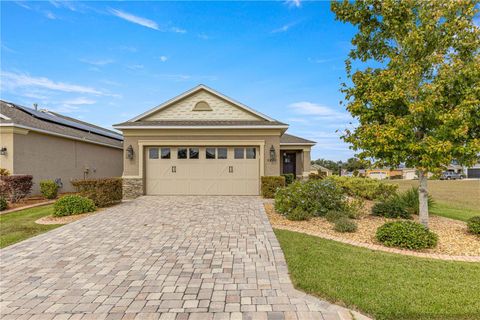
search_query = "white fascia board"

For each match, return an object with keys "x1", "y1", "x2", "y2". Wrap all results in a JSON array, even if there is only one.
[
  {"x1": 0, "y1": 123, "x2": 123, "y2": 150},
  {"x1": 114, "y1": 125, "x2": 289, "y2": 130},
  {"x1": 280, "y1": 142, "x2": 316, "y2": 146},
  {"x1": 0, "y1": 113, "x2": 11, "y2": 120}
]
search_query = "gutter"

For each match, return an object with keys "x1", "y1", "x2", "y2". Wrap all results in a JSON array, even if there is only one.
[
  {"x1": 113, "y1": 125, "x2": 289, "y2": 130},
  {"x1": 0, "y1": 123, "x2": 124, "y2": 150}
]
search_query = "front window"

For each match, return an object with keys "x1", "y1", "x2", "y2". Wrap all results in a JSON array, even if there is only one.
[
  {"x1": 206, "y1": 148, "x2": 216, "y2": 159},
  {"x1": 189, "y1": 148, "x2": 199, "y2": 159},
  {"x1": 149, "y1": 148, "x2": 159, "y2": 159},
  {"x1": 234, "y1": 148, "x2": 244, "y2": 159},
  {"x1": 217, "y1": 148, "x2": 227, "y2": 159},
  {"x1": 246, "y1": 147, "x2": 256, "y2": 159},
  {"x1": 161, "y1": 148, "x2": 171, "y2": 159},
  {"x1": 178, "y1": 148, "x2": 187, "y2": 159}
]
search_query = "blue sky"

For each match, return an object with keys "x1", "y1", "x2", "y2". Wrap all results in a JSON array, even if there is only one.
[{"x1": 1, "y1": 0, "x2": 359, "y2": 161}]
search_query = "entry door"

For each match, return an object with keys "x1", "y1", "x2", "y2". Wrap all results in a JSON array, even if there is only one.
[
  {"x1": 146, "y1": 146, "x2": 259, "y2": 195},
  {"x1": 283, "y1": 152, "x2": 296, "y2": 176}
]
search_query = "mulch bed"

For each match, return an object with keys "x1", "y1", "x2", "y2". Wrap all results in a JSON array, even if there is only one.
[
  {"x1": 265, "y1": 202, "x2": 480, "y2": 257},
  {"x1": 36, "y1": 211, "x2": 98, "y2": 225}
]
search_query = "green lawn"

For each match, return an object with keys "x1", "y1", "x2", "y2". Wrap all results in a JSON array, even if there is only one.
[
  {"x1": 275, "y1": 229, "x2": 480, "y2": 320},
  {"x1": 388, "y1": 180, "x2": 480, "y2": 221},
  {"x1": 0, "y1": 205, "x2": 61, "y2": 248}
]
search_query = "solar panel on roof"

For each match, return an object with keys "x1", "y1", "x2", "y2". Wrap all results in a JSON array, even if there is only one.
[{"x1": 14, "y1": 104, "x2": 123, "y2": 141}]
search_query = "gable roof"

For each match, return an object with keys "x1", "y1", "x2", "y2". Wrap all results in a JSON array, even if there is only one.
[
  {"x1": 0, "y1": 100, "x2": 123, "y2": 149},
  {"x1": 128, "y1": 84, "x2": 278, "y2": 123},
  {"x1": 280, "y1": 133, "x2": 316, "y2": 145},
  {"x1": 114, "y1": 119, "x2": 288, "y2": 128}
]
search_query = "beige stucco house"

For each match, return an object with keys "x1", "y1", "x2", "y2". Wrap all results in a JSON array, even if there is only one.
[
  {"x1": 0, "y1": 101, "x2": 123, "y2": 194},
  {"x1": 114, "y1": 85, "x2": 315, "y2": 198}
]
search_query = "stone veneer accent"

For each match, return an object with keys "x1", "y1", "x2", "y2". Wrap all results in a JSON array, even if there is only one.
[{"x1": 122, "y1": 178, "x2": 144, "y2": 199}]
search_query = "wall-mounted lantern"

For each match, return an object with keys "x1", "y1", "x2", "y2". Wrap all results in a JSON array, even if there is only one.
[
  {"x1": 269, "y1": 145, "x2": 276, "y2": 162},
  {"x1": 126, "y1": 145, "x2": 134, "y2": 160},
  {"x1": 0, "y1": 147, "x2": 7, "y2": 156}
]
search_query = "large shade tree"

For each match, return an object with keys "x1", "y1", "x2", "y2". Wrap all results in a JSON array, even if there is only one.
[{"x1": 331, "y1": 0, "x2": 480, "y2": 227}]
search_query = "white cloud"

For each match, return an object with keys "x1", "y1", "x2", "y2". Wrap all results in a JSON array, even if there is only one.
[
  {"x1": 289, "y1": 101, "x2": 351, "y2": 120},
  {"x1": 127, "y1": 64, "x2": 144, "y2": 70},
  {"x1": 14, "y1": 1, "x2": 31, "y2": 10},
  {"x1": 45, "y1": 11, "x2": 57, "y2": 19},
  {"x1": 285, "y1": 0, "x2": 301, "y2": 8},
  {"x1": 110, "y1": 9, "x2": 159, "y2": 30},
  {"x1": 80, "y1": 58, "x2": 115, "y2": 66},
  {"x1": 1, "y1": 71, "x2": 104, "y2": 95},
  {"x1": 272, "y1": 22, "x2": 296, "y2": 33},
  {"x1": 198, "y1": 33, "x2": 210, "y2": 40},
  {"x1": 170, "y1": 27, "x2": 186, "y2": 34},
  {"x1": 159, "y1": 56, "x2": 168, "y2": 62}
]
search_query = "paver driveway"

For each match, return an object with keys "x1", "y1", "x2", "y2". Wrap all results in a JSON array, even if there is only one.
[{"x1": 1, "y1": 196, "x2": 368, "y2": 320}]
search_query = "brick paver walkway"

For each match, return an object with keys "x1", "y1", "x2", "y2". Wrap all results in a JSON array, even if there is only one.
[{"x1": 0, "y1": 196, "x2": 370, "y2": 320}]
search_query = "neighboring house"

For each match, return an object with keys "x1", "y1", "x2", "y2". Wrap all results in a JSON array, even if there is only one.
[
  {"x1": 465, "y1": 163, "x2": 480, "y2": 179},
  {"x1": 366, "y1": 168, "x2": 417, "y2": 180},
  {"x1": 310, "y1": 164, "x2": 333, "y2": 176},
  {"x1": 0, "y1": 101, "x2": 124, "y2": 194},
  {"x1": 113, "y1": 85, "x2": 316, "y2": 198}
]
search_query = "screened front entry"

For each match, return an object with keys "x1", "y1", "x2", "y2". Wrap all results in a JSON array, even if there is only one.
[{"x1": 146, "y1": 146, "x2": 260, "y2": 195}]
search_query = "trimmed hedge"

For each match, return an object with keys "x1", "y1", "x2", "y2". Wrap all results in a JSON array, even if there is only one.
[
  {"x1": 275, "y1": 179, "x2": 347, "y2": 217},
  {"x1": 376, "y1": 221, "x2": 438, "y2": 250},
  {"x1": 0, "y1": 197, "x2": 7, "y2": 211},
  {"x1": 40, "y1": 180, "x2": 59, "y2": 199},
  {"x1": 467, "y1": 216, "x2": 480, "y2": 235},
  {"x1": 53, "y1": 195, "x2": 96, "y2": 217},
  {"x1": 71, "y1": 178, "x2": 122, "y2": 207},
  {"x1": 261, "y1": 176, "x2": 285, "y2": 198},
  {"x1": 327, "y1": 176, "x2": 398, "y2": 200},
  {"x1": 0, "y1": 175, "x2": 33, "y2": 203},
  {"x1": 281, "y1": 173, "x2": 295, "y2": 185}
]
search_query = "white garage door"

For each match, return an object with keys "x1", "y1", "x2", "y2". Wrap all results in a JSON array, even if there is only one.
[{"x1": 146, "y1": 146, "x2": 260, "y2": 195}]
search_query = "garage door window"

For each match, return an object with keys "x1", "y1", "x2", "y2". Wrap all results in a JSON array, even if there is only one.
[
  {"x1": 161, "y1": 148, "x2": 171, "y2": 159},
  {"x1": 246, "y1": 147, "x2": 256, "y2": 159},
  {"x1": 189, "y1": 148, "x2": 199, "y2": 159},
  {"x1": 178, "y1": 148, "x2": 187, "y2": 159},
  {"x1": 218, "y1": 148, "x2": 227, "y2": 159},
  {"x1": 149, "y1": 148, "x2": 159, "y2": 159},
  {"x1": 234, "y1": 148, "x2": 244, "y2": 159},
  {"x1": 206, "y1": 148, "x2": 216, "y2": 159}
]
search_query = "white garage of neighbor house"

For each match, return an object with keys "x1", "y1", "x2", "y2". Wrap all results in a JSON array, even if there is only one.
[{"x1": 114, "y1": 85, "x2": 315, "y2": 198}]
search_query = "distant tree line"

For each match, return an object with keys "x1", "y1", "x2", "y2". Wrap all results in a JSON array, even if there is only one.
[{"x1": 311, "y1": 157, "x2": 368, "y2": 174}]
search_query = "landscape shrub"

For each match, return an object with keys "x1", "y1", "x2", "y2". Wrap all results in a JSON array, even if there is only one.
[
  {"x1": 376, "y1": 221, "x2": 438, "y2": 249},
  {"x1": 397, "y1": 187, "x2": 435, "y2": 215},
  {"x1": 0, "y1": 168, "x2": 10, "y2": 176},
  {"x1": 0, "y1": 175, "x2": 33, "y2": 203},
  {"x1": 286, "y1": 207, "x2": 313, "y2": 221},
  {"x1": 53, "y1": 195, "x2": 96, "y2": 217},
  {"x1": 71, "y1": 178, "x2": 122, "y2": 207},
  {"x1": 308, "y1": 172, "x2": 323, "y2": 180},
  {"x1": 281, "y1": 173, "x2": 295, "y2": 185},
  {"x1": 39, "y1": 180, "x2": 59, "y2": 199},
  {"x1": 261, "y1": 176, "x2": 285, "y2": 198},
  {"x1": 325, "y1": 210, "x2": 347, "y2": 223},
  {"x1": 0, "y1": 197, "x2": 7, "y2": 211},
  {"x1": 275, "y1": 179, "x2": 347, "y2": 217},
  {"x1": 371, "y1": 196, "x2": 411, "y2": 219},
  {"x1": 327, "y1": 176, "x2": 397, "y2": 200},
  {"x1": 467, "y1": 216, "x2": 480, "y2": 235},
  {"x1": 334, "y1": 217, "x2": 358, "y2": 233}
]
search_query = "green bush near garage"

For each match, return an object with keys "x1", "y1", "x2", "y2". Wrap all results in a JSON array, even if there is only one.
[
  {"x1": 39, "y1": 180, "x2": 59, "y2": 199},
  {"x1": 53, "y1": 195, "x2": 96, "y2": 217},
  {"x1": 327, "y1": 176, "x2": 398, "y2": 200},
  {"x1": 261, "y1": 176, "x2": 286, "y2": 198},
  {"x1": 467, "y1": 216, "x2": 480, "y2": 235},
  {"x1": 71, "y1": 178, "x2": 122, "y2": 207}
]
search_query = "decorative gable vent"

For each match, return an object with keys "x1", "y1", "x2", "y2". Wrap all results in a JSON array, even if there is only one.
[{"x1": 192, "y1": 101, "x2": 212, "y2": 111}]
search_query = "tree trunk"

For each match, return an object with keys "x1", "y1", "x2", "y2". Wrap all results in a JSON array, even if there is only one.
[{"x1": 418, "y1": 170, "x2": 429, "y2": 228}]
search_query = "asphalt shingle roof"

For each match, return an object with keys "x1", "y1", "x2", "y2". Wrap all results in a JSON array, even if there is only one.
[
  {"x1": 280, "y1": 133, "x2": 316, "y2": 145},
  {"x1": 0, "y1": 100, "x2": 123, "y2": 148}
]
